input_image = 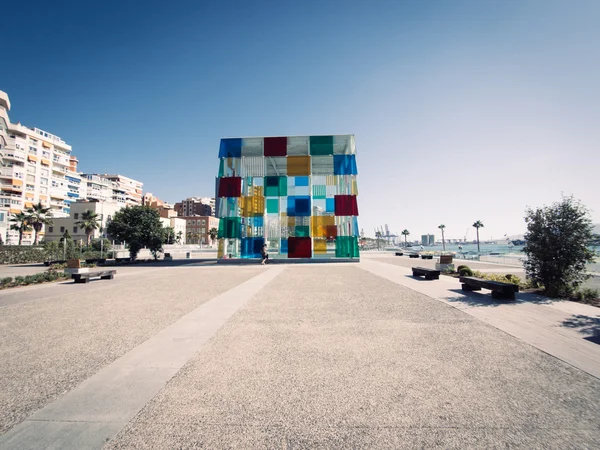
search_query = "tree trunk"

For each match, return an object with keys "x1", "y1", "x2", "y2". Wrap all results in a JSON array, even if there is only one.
[
  {"x1": 87, "y1": 232, "x2": 91, "y2": 246},
  {"x1": 476, "y1": 229, "x2": 480, "y2": 253},
  {"x1": 18, "y1": 232, "x2": 23, "y2": 246},
  {"x1": 442, "y1": 230, "x2": 445, "y2": 251}
]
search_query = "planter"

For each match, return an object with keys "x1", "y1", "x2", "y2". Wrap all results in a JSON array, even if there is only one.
[
  {"x1": 66, "y1": 258, "x2": 81, "y2": 269},
  {"x1": 440, "y1": 255, "x2": 454, "y2": 264}
]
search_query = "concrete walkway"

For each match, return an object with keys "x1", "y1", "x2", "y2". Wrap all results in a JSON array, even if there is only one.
[{"x1": 1, "y1": 261, "x2": 599, "y2": 449}]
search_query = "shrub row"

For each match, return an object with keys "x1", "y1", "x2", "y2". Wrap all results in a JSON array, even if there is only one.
[
  {"x1": 0, "y1": 270, "x2": 71, "y2": 289},
  {"x1": 0, "y1": 246, "x2": 46, "y2": 265}
]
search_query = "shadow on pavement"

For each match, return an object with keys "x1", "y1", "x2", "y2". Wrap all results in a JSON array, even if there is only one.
[
  {"x1": 561, "y1": 314, "x2": 600, "y2": 338},
  {"x1": 445, "y1": 289, "x2": 502, "y2": 307}
]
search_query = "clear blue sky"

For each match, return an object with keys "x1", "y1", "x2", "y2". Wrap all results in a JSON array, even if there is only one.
[{"x1": 2, "y1": 0, "x2": 599, "y2": 239}]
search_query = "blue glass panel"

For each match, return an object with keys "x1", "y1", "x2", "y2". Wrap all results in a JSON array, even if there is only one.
[
  {"x1": 219, "y1": 138, "x2": 242, "y2": 158},
  {"x1": 295, "y1": 176, "x2": 309, "y2": 186},
  {"x1": 280, "y1": 238, "x2": 288, "y2": 253},
  {"x1": 326, "y1": 198, "x2": 335, "y2": 213},
  {"x1": 287, "y1": 196, "x2": 311, "y2": 216},
  {"x1": 333, "y1": 155, "x2": 358, "y2": 175}
]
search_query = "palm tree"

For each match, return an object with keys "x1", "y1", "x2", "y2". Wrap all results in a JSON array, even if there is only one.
[
  {"x1": 438, "y1": 224, "x2": 446, "y2": 251},
  {"x1": 9, "y1": 212, "x2": 32, "y2": 246},
  {"x1": 24, "y1": 202, "x2": 53, "y2": 245},
  {"x1": 209, "y1": 227, "x2": 218, "y2": 246},
  {"x1": 472, "y1": 220, "x2": 484, "y2": 253},
  {"x1": 75, "y1": 210, "x2": 101, "y2": 246},
  {"x1": 401, "y1": 229, "x2": 410, "y2": 247}
]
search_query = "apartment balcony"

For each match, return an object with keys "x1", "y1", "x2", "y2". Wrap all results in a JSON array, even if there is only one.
[{"x1": 2, "y1": 149, "x2": 26, "y2": 162}]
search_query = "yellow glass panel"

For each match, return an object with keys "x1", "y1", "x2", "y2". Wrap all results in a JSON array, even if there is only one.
[
  {"x1": 311, "y1": 216, "x2": 334, "y2": 237},
  {"x1": 314, "y1": 238, "x2": 327, "y2": 254},
  {"x1": 287, "y1": 156, "x2": 311, "y2": 176},
  {"x1": 240, "y1": 196, "x2": 264, "y2": 216}
]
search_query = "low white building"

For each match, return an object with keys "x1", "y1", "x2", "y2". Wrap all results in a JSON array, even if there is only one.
[
  {"x1": 44, "y1": 199, "x2": 122, "y2": 243},
  {"x1": 160, "y1": 217, "x2": 187, "y2": 244}
]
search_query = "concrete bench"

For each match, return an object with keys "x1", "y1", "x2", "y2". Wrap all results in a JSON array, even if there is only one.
[
  {"x1": 408, "y1": 254, "x2": 419, "y2": 258},
  {"x1": 412, "y1": 267, "x2": 440, "y2": 280},
  {"x1": 72, "y1": 270, "x2": 117, "y2": 284},
  {"x1": 460, "y1": 276, "x2": 518, "y2": 300},
  {"x1": 395, "y1": 252, "x2": 403, "y2": 256}
]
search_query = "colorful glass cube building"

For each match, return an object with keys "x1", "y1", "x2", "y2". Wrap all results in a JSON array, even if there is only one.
[{"x1": 215, "y1": 135, "x2": 359, "y2": 260}]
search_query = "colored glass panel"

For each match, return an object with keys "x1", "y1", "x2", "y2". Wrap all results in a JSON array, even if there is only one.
[
  {"x1": 288, "y1": 237, "x2": 312, "y2": 258},
  {"x1": 287, "y1": 196, "x2": 311, "y2": 216},
  {"x1": 333, "y1": 155, "x2": 358, "y2": 175},
  {"x1": 241, "y1": 237, "x2": 265, "y2": 258},
  {"x1": 218, "y1": 177, "x2": 242, "y2": 198},
  {"x1": 335, "y1": 236, "x2": 359, "y2": 258},
  {"x1": 219, "y1": 138, "x2": 242, "y2": 158},
  {"x1": 264, "y1": 136, "x2": 287, "y2": 156},
  {"x1": 334, "y1": 195, "x2": 358, "y2": 216},
  {"x1": 313, "y1": 238, "x2": 327, "y2": 254},
  {"x1": 310, "y1": 135, "x2": 334, "y2": 155},
  {"x1": 264, "y1": 176, "x2": 287, "y2": 197},
  {"x1": 287, "y1": 156, "x2": 311, "y2": 176},
  {"x1": 266, "y1": 198, "x2": 279, "y2": 214},
  {"x1": 218, "y1": 217, "x2": 242, "y2": 239},
  {"x1": 241, "y1": 196, "x2": 265, "y2": 217}
]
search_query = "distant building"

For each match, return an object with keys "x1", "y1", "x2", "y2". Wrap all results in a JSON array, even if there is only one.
[
  {"x1": 159, "y1": 217, "x2": 187, "y2": 244},
  {"x1": 143, "y1": 192, "x2": 175, "y2": 218},
  {"x1": 175, "y1": 197, "x2": 214, "y2": 217},
  {"x1": 180, "y1": 216, "x2": 219, "y2": 245},
  {"x1": 421, "y1": 234, "x2": 435, "y2": 246},
  {"x1": 44, "y1": 200, "x2": 122, "y2": 243},
  {"x1": 82, "y1": 173, "x2": 143, "y2": 207}
]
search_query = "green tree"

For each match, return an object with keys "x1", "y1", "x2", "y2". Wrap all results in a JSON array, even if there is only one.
[
  {"x1": 10, "y1": 212, "x2": 31, "y2": 246},
  {"x1": 209, "y1": 227, "x2": 218, "y2": 246},
  {"x1": 75, "y1": 210, "x2": 101, "y2": 246},
  {"x1": 472, "y1": 221, "x2": 484, "y2": 253},
  {"x1": 25, "y1": 202, "x2": 54, "y2": 245},
  {"x1": 106, "y1": 206, "x2": 166, "y2": 260},
  {"x1": 176, "y1": 231, "x2": 183, "y2": 244},
  {"x1": 438, "y1": 224, "x2": 446, "y2": 251},
  {"x1": 523, "y1": 196, "x2": 596, "y2": 297},
  {"x1": 401, "y1": 229, "x2": 410, "y2": 247}
]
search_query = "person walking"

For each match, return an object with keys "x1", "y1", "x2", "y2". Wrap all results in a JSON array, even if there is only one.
[{"x1": 261, "y1": 244, "x2": 269, "y2": 265}]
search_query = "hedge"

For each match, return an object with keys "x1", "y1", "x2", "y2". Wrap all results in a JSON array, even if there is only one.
[{"x1": 0, "y1": 246, "x2": 47, "y2": 265}]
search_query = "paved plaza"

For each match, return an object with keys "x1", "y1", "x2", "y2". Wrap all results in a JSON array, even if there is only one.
[{"x1": 1, "y1": 254, "x2": 599, "y2": 449}]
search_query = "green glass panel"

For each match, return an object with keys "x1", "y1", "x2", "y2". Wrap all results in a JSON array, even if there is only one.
[
  {"x1": 310, "y1": 136, "x2": 334, "y2": 156},
  {"x1": 264, "y1": 176, "x2": 287, "y2": 197},
  {"x1": 278, "y1": 176, "x2": 287, "y2": 196},
  {"x1": 266, "y1": 198, "x2": 279, "y2": 214},
  {"x1": 218, "y1": 217, "x2": 242, "y2": 239},
  {"x1": 296, "y1": 226, "x2": 310, "y2": 237},
  {"x1": 335, "y1": 236, "x2": 360, "y2": 258}
]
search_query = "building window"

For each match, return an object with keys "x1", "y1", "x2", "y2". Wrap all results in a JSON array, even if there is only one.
[
  {"x1": 49, "y1": 226, "x2": 54, "y2": 233},
  {"x1": 60, "y1": 226, "x2": 65, "y2": 232},
  {"x1": 73, "y1": 226, "x2": 78, "y2": 233},
  {"x1": 74, "y1": 213, "x2": 79, "y2": 219}
]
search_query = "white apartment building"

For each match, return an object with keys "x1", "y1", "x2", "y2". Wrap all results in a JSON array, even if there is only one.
[
  {"x1": 82, "y1": 173, "x2": 143, "y2": 207},
  {"x1": 0, "y1": 91, "x2": 11, "y2": 241},
  {"x1": 80, "y1": 173, "x2": 114, "y2": 203},
  {"x1": 0, "y1": 90, "x2": 82, "y2": 244},
  {"x1": 44, "y1": 199, "x2": 122, "y2": 243}
]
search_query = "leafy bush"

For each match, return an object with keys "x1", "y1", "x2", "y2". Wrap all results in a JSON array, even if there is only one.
[
  {"x1": 442, "y1": 267, "x2": 456, "y2": 275},
  {"x1": 1, "y1": 277, "x2": 13, "y2": 286},
  {"x1": 458, "y1": 266, "x2": 473, "y2": 277},
  {"x1": 472, "y1": 270, "x2": 521, "y2": 286},
  {"x1": 14, "y1": 276, "x2": 25, "y2": 285},
  {"x1": 523, "y1": 196, "x2": 595, "y2": 297},
  {"x1": 574, "y1": 288, "x2": 599, "y2": 301},
  {"x1": 457, "y1": 265, "x2": 468, "y2": 272}
]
